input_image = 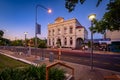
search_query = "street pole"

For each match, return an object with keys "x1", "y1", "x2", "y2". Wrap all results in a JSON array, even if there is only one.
[
  {"x1": 35, "y1": 5, "x2": 38, "y2": 48},
  {"x1": 91, "y1": 22, "x2": 93, "y2": 70},
  {"x1": 88, "y1": 14, "x2": 96, "y2": 71},
  {"x1": 35, "y1": 5, "x2": 52, "y2": 48}
]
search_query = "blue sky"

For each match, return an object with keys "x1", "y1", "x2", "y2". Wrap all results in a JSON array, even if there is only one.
[{"x1": 0, "y1": 0, "x2": 109, "y2": 40}]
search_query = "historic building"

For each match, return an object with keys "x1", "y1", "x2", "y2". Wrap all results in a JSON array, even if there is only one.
[{"x1": 47, "y1": 17, "x2": 88, "y2": 49}]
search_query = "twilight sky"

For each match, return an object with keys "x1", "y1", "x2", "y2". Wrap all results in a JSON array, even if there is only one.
[{"x1": 0, "y1": 0, "x2": 109, "y2": 40}]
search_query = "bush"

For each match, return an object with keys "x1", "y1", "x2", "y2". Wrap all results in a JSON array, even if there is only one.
[
  {"x1": 0, "y1": 65, "x2": 65, "y2": 80},
  {"x1": 49, "y1": 67, "x2": 65, "y2": 80}
]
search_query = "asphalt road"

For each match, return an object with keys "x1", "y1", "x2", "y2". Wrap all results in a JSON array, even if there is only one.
[{"x1": 46, "y1": 49, "x2": 120, "y2": 72}]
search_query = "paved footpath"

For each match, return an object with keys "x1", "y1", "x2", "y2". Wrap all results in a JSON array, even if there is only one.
[{"x1": 0, "y1": 49, "x2": 120, "y2": 80}]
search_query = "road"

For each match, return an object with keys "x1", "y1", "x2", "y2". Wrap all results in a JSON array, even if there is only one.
[
  {"x1": 0, "y1": 46, "x2": 120, "y2": 72},
  {"x1": 46, "y1": 49, "x2": 120, "y2": 72}
]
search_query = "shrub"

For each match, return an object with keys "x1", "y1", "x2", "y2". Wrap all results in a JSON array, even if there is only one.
[
  {"x1": 49, "y1": 67, "x2": 65, "y2": 80},
  {"x1": 0, "y1": 65, "x2": 65, "y2": 80}
]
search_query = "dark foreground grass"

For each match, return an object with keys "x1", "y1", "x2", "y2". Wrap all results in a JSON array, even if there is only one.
[{"x1": 0, "y1": 54, "x2": 29, "y2": 70}]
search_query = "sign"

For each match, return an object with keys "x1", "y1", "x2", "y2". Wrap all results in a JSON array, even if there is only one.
[{"x1": 36, "y1": 23, "x2": 41, "y2": 34}]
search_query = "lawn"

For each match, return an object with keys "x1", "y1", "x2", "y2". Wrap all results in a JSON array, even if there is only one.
[{"x1": 0, "y1": 54, "x2": 29, "y2": 70}]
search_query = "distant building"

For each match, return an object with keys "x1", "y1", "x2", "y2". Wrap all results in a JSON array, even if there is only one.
[
  {"x1": 105, "y1": 30, "x2": 120, "y2": 41},
  {"x1": 105, "y1": 30, "x2": 120, "y2": 52},
  {"x1": 47, "y1": 17, "x2": 88, "y2": 49}
]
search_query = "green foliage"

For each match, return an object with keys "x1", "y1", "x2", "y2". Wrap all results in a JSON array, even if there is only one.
[
  {"x1": 0, "y1": 68, "x2": 24, "y2": 80},
  {"x1": 49, "y1": 67, "x2": 65, "y2": 80},
  {"x1": 23, "y1": 65, "x2": 46, "y2": 80},
  {"x1": 0, "y1": 65, "x2": 65, "y2": 80},
  {"x1": 11, "y1": 40, "x2": 23, "y2": 46},
  {"x1": 0, "y1": 38, "x2": 11, "y2": 46},
  {"x1": 0, "y1": 30, "x2": 4, "y2": 38},
  {"x1": 65, "y1": 0, "x2": 120, "y2": 33},
  {"x1": 38, "y1": 40, "x2": 47, "y2": 48},
  {"x1": 65, "y1": 0, "x2": 107, "y2": 12},
  {"x1": 92, "y1": 0, "x2": 120, "y2": 34}
]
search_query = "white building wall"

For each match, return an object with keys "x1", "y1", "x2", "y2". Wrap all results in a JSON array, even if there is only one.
[{"x1": 47, "y1": 17, "x2": 88, "y2": 48}]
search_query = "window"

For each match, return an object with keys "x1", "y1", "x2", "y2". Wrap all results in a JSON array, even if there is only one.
[
  {"x1": 64, "y1": 27, "x2": 67, "y2": 34},
  {"x1": 70, "y1": 27, "x2": 73, "y2": 34},
  {"x1": 58, "y1": 29, "x2": 61, "y2": 35},
  {"x1": 52, "y1": 29, "x2": 54, "y2": 35},
  {"x1": 64, "y1": 37, "x2": 67, "y2": 45},
  {"x1": 52, "y1": 38, "x2": 54, "y2": 46},
  {"x1": 70, "y1": 37, "x2": 73, "y2": 45}
]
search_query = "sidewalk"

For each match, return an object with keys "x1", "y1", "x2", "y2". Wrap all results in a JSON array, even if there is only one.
[{"x1": 0, "y1": 50, "x2": 120, "y2": 80}]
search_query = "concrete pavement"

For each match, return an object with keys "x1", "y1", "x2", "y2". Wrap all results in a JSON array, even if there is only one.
[{"x1": 0, "y1": 49, "x2": 120, "y2": 80}]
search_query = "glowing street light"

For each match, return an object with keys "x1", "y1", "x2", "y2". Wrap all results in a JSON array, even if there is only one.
[
  {"x1": 35, "y1": 4, "x2": 52, "y2": 48},
  {"x1": 88, "y1": 14, "x2": 96, "y2": 70}
]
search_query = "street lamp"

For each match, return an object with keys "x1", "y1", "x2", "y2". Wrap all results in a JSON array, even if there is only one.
[
  {"x1": 35, "y1": 4, "x2": 52, "y2": 48},
  {"x1": 88, "y1": 14, "x2": 96, "y2": 70},
  {"x1": 24, "y1": 32, "x2": 28, "y2": 47}
]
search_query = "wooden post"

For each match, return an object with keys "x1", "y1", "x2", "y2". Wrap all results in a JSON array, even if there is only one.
[{"x1": 46, "y1": 67, "x2": 48, "y2": 80}]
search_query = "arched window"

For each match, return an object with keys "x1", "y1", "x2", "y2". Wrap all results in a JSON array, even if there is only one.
[{"x1": 70, "y1": 37, "x2": 73, "y2": 45}]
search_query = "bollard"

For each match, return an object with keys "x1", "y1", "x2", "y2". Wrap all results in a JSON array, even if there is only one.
[{"x1": 49, "y1": 52, "x2": 54, "y2": 62}]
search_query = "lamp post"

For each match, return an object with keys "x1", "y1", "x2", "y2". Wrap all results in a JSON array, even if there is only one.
[
  {"x1": 88, "y1": 14, "x2": 96, "y2": 70},
  {"x1": 24, "y1": 32, "x2": 28, "y2": 47},
  {"x1": 35, "y1": 4, "x2": 52, "y2": 48}
]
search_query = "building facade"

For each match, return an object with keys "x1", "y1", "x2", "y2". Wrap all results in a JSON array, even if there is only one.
[
  {"x1": 105, "y1": 30, "x2": 120, "y2": 41},
  {"x1": 47, "y1": 17, "x2": 88, "y2": 49}
]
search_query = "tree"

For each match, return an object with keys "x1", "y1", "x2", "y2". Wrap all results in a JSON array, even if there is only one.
[
  {"x1": 11, "y1": 40, "x2": 23, "y2": 46},
  {"x1": 65, "y1": 0, "x2": 120, "y2": 33},
  {"x1": 92, "y1": 0, "x2": 120, "y2": 34},
  {"x1": 65, "y1": 0, "x2": 107, "y2": 12},
  {"x1": 0, "y1": 30, "x2": 4, "y2": 38}
]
